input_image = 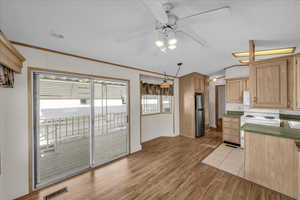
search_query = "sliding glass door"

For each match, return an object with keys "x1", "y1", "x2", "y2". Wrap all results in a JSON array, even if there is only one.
[
  {"x1": 93, "y1": 80, "x2": 129, "y2": 166},
  {"x1": 32, "y1": 71, "x2": 129, "y2": 189}
]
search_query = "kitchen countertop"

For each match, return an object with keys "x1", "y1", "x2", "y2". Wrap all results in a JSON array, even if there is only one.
[
  {"x1": 241, "y1": 123, "x2": 300, "y2": 142},
  {"x1": 223, "y1": 114, "x2": 242, "y2": 118},
  {"x1": 223, "y1": 111, "x2": 243, "y2": 118},
  {"x1": 280, "y1": 114, "x2": 300, "y2": 122}
]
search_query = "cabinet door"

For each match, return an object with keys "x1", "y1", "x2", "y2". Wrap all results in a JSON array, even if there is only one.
[
  {"x1": 245, "y1": 133, "x2": 298, "y2": 198},
  {"x1": 251, "y1": 60, "x2": 288, "y2": 108},
  {"x1": 194, "y1": 76, "x2": 205, "y2": 92},
  {"x1": 179, "y1": 77, "x2": 195, "y2": 138},
  {"x1": 226, "y1": 80, "x2": 243, "y2": 103},
  {"x1": 243, "y1": 79, "x2": 250, "y2": 91},
  {"x1": 194, "y1": 76, "x2": 200, "y2": 92},
  {"x1": 295, "y1": 55, "x2": 300, "y2": 109}
]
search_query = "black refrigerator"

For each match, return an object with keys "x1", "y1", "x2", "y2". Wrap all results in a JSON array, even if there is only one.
[{"x1": 195, "y1": 94, "x2": 205, "y2": 137}]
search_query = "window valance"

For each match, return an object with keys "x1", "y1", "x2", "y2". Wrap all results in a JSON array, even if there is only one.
[
  {"x1": 0, "y1": 31, "x2": 25, "y2": 73},
  {"x1": 141, "y1": 82, "x2": 174, "y2": 96},
  {"x1": 0, "y1": 64, "x2": 15, "y2": 88}
]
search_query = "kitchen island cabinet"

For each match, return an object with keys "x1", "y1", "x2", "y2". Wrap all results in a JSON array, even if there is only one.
[{"x1": 243, "y1": 124, "x2": 300, "y2": 199}]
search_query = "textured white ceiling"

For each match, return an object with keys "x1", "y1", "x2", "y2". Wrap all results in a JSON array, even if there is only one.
[{"x1": 1, "y1": 0, "x2": 300, "y2": 76}]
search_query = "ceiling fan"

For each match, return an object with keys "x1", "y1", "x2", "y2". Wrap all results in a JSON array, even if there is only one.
[{"x1": 136, "y1": 0, "x2": 230, "y2": 52}]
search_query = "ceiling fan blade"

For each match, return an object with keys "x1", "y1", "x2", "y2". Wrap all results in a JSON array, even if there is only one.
[
  {"x1": 115, "y1": 31, "x2": 148, "y2": 43},
  {"x1": 142, "y1": 0, "x2": 168, "y2": 24},
  {"x1": 176, "y1": 28, "x2": 207, "y2": 47},
  {"x1": 179, "y1": 6, "x2": 230, "y2": 21},
  {"x1": 115, "y1": 28, "x2": 154, "y2": 43}
]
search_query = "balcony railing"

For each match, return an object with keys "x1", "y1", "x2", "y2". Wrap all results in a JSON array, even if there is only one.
[{"x1": 39, "y1": 112, "x2": 127, "y2": 154}]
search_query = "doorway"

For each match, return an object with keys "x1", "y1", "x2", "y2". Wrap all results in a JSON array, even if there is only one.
[
  {"x1": 32, "y1": 70, "x2": 129, "y2": 189},
  {"x1": 215, "y1": 85, "x2": 225, "y2": 131}
]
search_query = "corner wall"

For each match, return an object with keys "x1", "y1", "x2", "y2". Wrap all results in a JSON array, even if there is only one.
[
  {"x1": 0, "y1": 45, "x2": 180, "y2": 199},
  {"x1": 0, "y1": 93, "x2": 7, "y2": 200},
  {"x1": 208, "y1": 77, "x2": 225, "y2": 128},
  {"x1": 141, "y1": 78, "x2": 180, "y2": 143}
]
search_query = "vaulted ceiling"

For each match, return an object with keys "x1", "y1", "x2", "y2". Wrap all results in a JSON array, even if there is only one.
[{"x1": 1, "y1": 0, "x2": 300, "y2": 76}]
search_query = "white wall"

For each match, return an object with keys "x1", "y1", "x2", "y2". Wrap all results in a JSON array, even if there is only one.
[
  {"x1": 141, "y1": 80, "x2": 180, "y2": 142},
  {"x1": 0, "y1": 91, "x2": 7, "y2": 200},
  {"x1": 217, "y1": 86, "x2": 225, "y2": 118},
  {"x1": 225, "y1": 65, "x2": 249, "y2": 79},
  {"x1": 0, "y1": 177, "x2": 4, "y2": 200},
  {"x1": 0, "y1": 45, "x2": 180, "y2": 199},
  {"x1": 142, "y1": 114, "x2": 175, "y2": 142},
  {"x1": 140, "y1": 77, "x2": 180, "y2": 143}
]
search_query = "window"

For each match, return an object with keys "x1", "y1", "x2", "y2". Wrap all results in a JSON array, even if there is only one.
[
  {"x1": 162, "y1": 95, "x2": 172, "y2": 113},
  {"x1": 142, "y1": 95, "x2": 161, "y2": 114},
  {"x1": 142, "y1": 95, "x2": 172, "y2": 115}
]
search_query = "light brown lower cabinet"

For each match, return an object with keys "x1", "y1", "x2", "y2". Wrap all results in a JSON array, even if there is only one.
[
  {"x1": 295, "y1": 55, "x2": 300, "y2": 109},
  {"x1": 222, "y1": 117, "x2": 240, "y2": 145},
  {"x1": 245, "y1": 132, "x2": 299, "y2": 199}
]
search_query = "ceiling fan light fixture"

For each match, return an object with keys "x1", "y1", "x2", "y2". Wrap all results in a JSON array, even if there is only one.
[
  {"x1": 160, "y1": 47, "x2": 167, "y2": 53},
  {"x1": 167, "y1": 31, "x2": 177, "y2": 45},
  {"x1": 168, "y1": 44, "x2": 176, "y2": 50},
  {"x1": 155, "y1": 40, "x2": 165, "y2": 47},
  {"x1": 168, "y1": 38, "x2": 177, "y2": 45}
]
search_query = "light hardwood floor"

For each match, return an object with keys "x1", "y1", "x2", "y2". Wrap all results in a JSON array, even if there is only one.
[{"x1": 20, "y1": 130, "x2": 293, "y2": 200}]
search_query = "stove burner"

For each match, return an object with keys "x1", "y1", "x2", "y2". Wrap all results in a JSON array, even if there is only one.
[
  {"x1": 264, "y1": 116, "x2": 275, "y2": 119},
  {"x1": 245, "y1": 115, "x2": 254, "y2": 118}
]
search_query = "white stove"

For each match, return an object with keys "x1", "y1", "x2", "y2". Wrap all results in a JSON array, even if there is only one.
[{"x1": 240, "y1": 110, "x2": 280, "y2": 148}]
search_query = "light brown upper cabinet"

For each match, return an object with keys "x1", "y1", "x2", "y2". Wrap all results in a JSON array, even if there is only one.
[
  {"x1": 295, "y1": 54, "x2": 300, "y2": 109},
  {"x1": 194, "y1": 75, "x2": 205, "y2": 93},
  {"x1": 249, "y1": 56, "x2": 293, "y2": 109},
  {"x1": 226, "y1": 79, "x2": 244, "y2": 104}
]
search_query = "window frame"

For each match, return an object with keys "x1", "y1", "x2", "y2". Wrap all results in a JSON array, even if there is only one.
[
  {"x1": 161, "y1": 95, "x2": 172, "y2": 114},
  {"x1": 141, "y1": 94, "x2": 173, "y2": 116},
  {"x1": 141, "y1": 94, "x2": 161, "y2": 116}
]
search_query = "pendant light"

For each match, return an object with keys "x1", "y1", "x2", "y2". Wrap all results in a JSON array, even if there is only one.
[{"x1": 160, "y1": 72, "x2": 171, "y2": 88}]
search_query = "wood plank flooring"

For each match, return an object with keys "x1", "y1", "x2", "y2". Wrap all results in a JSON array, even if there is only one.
[{"x1": 20, "y1": 130, "x2": 293, "y2": 200}]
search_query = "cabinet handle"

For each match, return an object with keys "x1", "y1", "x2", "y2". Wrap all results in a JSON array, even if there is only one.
[{"x1": 253, "y1": 97, "x2": 257, "y2": 103}]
